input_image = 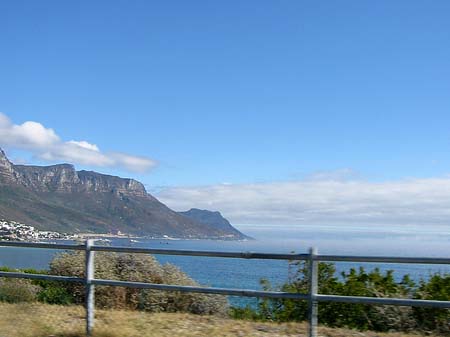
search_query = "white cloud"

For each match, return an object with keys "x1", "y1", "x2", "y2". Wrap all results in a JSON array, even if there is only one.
[
  {"x1": 0, "y1": 112, "x2": 156, "y2": 173},
  {"x1": 67, "y1": 140, "x2": 100, "y2": 152},
  {"x1": 109, "y1": 152, "x2": 158, "y2": 174},
  {"x1": 0, "y1": 116, "x2": 60, "y2": 149},
  {"x1": 156, "y1": 177, "x2": 450, "y2": 226}
]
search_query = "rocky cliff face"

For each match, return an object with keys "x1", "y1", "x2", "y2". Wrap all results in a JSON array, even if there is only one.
[
  {"x1": 0, "y1": 148, "x2": 246, "y2": 239},
  {"x1": 76, "y1": 171, "x2": 148, "y2": 197},
  {"x1": 1, "y1": 149, "x2": 146, "y2": 196},
  {"x1": 0, "y1": 149, "x2": 15, "y2": 181},
  {"x1": 13, "y1": 164, "x2": 81, "y2": 192}
]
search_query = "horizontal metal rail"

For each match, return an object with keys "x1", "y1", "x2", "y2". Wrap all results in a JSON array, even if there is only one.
[
  {"x1": 92, "y1": 279, "x2": 309, "y2": 300},
  {"x1": 1, "y1": 269, "x2": 448, "y2": 308},
  {"x1": 315, "y1": 294, "x2": 450, "y2": 308},
  {"x1": 1, "y1": 241, "x2": 449, "y2": 264},
  {"x1": 0, "y1": 271, "x2": 83, "y2": 283},
  {"x1": 92, "y1": 245, "x2": 308, "y2": 260},
  {"x1": 0, "y1": 241, "x2": 85, "y2": 250},
  {"x1": 317, "y1": 254, "x2": 450, "y2": 265}
]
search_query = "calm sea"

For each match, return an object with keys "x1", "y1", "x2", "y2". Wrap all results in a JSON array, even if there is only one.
[{"x1": 0, "y1": 224, "x2": 449, "y2": 307}]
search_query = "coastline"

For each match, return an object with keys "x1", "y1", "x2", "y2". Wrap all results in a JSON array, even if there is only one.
[
  {"x1": 0, "y1": 219, "x2": 250, "y2": 243},
  {"x1": 74, "y1": 232, "x2": 251, "y2": 242}
]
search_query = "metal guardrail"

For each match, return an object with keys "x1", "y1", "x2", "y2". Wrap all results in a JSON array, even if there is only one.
[{"x1": 0, "y1": 240, "x2": 449, "y2": 337}]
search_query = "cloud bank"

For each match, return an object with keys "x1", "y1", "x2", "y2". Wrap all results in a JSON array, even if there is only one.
[
  {"x1": 0, "y1": 112, "x2": 156, "y2": 173},
  {"x1": 156, "y1": 178, "x2": 450, "y2": 226}
]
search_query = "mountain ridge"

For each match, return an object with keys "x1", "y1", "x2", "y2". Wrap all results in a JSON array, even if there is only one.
[
  {"x1": 0, "y1": 149, "x2": 246, "y2": 239},
  {"x1": 179, "y1": 208, "x2": 250, "y2": 239}
]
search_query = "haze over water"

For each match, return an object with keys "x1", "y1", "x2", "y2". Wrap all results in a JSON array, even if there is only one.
[{"x1": 236, "y1": 223, "x2": 450, "y2": 257}]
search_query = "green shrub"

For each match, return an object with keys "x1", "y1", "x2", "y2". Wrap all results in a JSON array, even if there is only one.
[
  {"x1": 413, "y1": 273, "x2": 450, "y2": 334},
  {"x1": 233, "y1": 260, "x2": 449, "y2": 335},
  {"x1": 230, "y1": 305, "x2": 262, "y2": 320},
  {"x1": 0, "y1": 266, "x2": 74, "y2": 305},
  {"x1": 49, "y1": 251, "x2": 228, "y2": 315},
  {"x1": 0, "y1": 278, "x2": 40, "y2": 303},
  {"x1": 36, "y1": 281, "x2": 74, "y2": 305}
]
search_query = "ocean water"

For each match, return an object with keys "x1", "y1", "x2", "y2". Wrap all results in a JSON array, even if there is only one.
[{"x1": 0, "y1": 224, "x2": 449, "y2": 307}]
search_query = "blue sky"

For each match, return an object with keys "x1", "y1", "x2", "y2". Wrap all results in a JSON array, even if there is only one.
[{"x1": 2, "y1": 1, "x2": 450, "y2": 224}]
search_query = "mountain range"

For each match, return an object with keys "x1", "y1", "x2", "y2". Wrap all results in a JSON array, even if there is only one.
[{"x1": 0, "y1": 148, "x2": 246, "y2": 239}]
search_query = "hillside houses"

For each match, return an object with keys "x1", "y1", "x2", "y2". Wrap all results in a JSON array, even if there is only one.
[{"x1": 0, "y1": 220, "x2": 68, "y2": 241}]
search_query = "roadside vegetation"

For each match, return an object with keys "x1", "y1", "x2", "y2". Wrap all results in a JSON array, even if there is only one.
[
  {"x1": 1, "y1": 252, "x2": 227, "y2": 315},
  {"x1": 0, "y1": 253, "x2": 448, "y2": 336},
  {"x1": 231, "y1": 261, "x2": 450, "y2": 335}
]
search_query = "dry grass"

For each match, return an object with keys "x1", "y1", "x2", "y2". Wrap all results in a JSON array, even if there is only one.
[{"x1": 0, "y1": 302, "x2": 437, "y2": 337}]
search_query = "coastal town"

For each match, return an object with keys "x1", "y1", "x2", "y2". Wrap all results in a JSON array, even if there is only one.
[{"x1": 0, "y1": 219, "x2": 72, "y2": 241}]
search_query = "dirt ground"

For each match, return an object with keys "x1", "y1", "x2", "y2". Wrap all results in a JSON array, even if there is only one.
[{"x1": 0, "y1": 302, "x2": 439, "y2": 337}]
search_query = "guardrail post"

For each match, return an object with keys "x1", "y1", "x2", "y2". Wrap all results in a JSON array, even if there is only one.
[
  {"x1": 85, "y1": 239, "x2": 95, "y2": 337},
  {"x1": 308, "y1": 247, "x2": 318, "y2": 337}
]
